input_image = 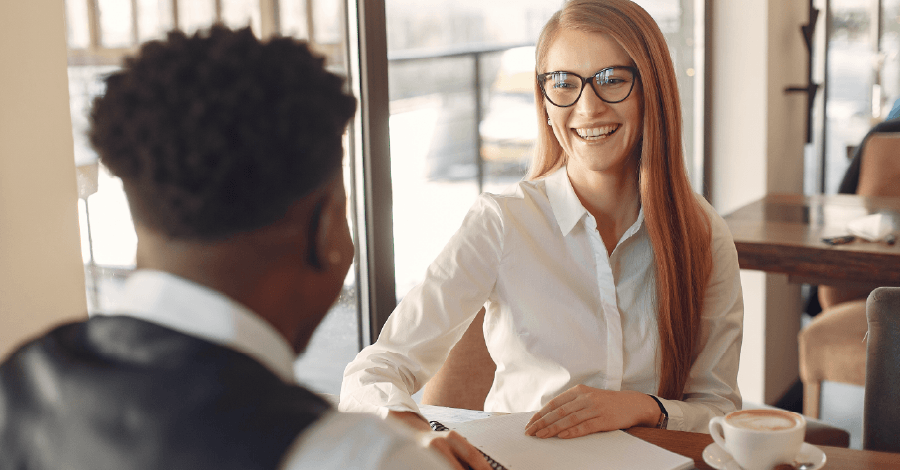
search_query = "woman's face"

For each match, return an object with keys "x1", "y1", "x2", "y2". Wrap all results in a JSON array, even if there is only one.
[{"x1": 542, "y1": 29, "x2": 643, "y2": 177}]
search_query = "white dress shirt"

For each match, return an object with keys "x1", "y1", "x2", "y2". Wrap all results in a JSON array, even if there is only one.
[
  {"x1": 104, "y1": 270, "x2": 452, "y2": 470},
  {"x1": 341, "y1": 167, "x2": 743, "y2": 433}
]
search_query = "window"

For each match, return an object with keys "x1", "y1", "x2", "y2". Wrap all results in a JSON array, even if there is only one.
[{"x1": 813, "y1": 0, "x2": 900, "y2": 194}]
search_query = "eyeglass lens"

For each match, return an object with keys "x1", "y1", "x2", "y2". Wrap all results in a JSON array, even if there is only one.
[{"x1": 540, "y1": 67, "x2": 635, "y2": 107}]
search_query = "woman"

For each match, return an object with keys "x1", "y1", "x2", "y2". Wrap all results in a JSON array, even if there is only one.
[{"x1": 341, "y1": 0, "x2": 742, "y2": 441}]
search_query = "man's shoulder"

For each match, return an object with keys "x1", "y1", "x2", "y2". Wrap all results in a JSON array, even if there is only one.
[{"x1": 0, "y1": 316, "x2": 330, "y2": 470}]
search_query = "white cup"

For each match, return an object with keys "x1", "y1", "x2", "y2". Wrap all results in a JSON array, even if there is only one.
[{"x1": 708, "y1": 409, "x2": 806, "y2": 470}]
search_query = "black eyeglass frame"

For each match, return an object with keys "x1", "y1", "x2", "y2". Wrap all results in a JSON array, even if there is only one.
[{"x1": 537, "y1": 66, "x2": 639, "y2": 108}]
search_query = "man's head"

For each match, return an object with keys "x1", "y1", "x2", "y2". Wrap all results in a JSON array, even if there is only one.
[
  {"x1": 90, "y1": 25, "x2": 356, "y2": 240},
  {"x1": 89, "y1": 26, "x2": 357, "y2": 352}
]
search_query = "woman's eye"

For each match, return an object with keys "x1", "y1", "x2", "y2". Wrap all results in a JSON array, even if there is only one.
[{"x1": 598, "y1": 75, "x2": 628, "y2": 87}]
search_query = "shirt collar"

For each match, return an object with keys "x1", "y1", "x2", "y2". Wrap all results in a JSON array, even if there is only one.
[
  {"x1": 544, "y1": 166, "x2": 646, "y2": 241},
  {"x1": 104, "y1": 269, "x2": 297, "y2": 383},
  {"x1": 545, "y1": 166, "x2": 588, "y2": 236}
]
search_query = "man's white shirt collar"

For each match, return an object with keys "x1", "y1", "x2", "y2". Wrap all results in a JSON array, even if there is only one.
[{"x1": 103, "y1": 270, "x2": 297, "y2": 383}]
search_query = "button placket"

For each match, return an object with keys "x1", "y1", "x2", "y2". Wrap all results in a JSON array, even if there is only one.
[{"x1": 584, "y1": 215, "x2": 625, "y2": 391}]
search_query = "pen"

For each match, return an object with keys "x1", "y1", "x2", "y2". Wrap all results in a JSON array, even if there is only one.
[{"x1": 821, "y1": 235, "x2": 855, "y2": 245}]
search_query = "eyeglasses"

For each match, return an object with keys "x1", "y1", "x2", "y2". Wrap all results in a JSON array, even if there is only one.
[{"x1": 537, "y1": 66, "x2": 638, "y2": 107}]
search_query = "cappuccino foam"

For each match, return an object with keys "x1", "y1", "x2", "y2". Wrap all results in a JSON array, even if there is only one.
[{"x1": 726, "y1": 410, "x2": 798, "y2": 432}]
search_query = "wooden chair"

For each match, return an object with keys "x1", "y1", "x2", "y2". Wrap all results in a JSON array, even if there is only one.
[
  {"x1": 800, "y1": 131, "x2": 900, "y2": 418},
  {"x1": 798, "y1": 299, "x2": 868, "y2": 418},
  {"x1": 863, "y1": 287, "x2": 900, "y2": 453},
  {"x1": 424, "y1": 308, "x2": 850, "y2": 446},
  {"x1": 421, "y1": 308, "x2": 495, "y2": 411}
]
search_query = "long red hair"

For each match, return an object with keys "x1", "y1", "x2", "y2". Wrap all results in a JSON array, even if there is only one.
[{"x1": 528, "y1": 0, "x2": 712, "y2": 400}]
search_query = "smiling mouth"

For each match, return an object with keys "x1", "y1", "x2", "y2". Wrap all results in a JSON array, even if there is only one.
[{"x1": 575, "y1": 125, "x2": 619, "y2": 140}]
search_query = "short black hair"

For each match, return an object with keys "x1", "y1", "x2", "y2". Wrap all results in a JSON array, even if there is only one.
[{"x1": 90, "y1": 25, "x2": 357, "y2": 240}]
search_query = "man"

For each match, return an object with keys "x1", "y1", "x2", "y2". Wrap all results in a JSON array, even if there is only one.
[{"x1": 0, "y1": 26, "x2": 483, "y2": 470}]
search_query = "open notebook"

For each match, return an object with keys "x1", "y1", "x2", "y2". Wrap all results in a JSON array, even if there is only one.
[{"x1": 431, "y1": 412, "x2": 693, "y2": 470}]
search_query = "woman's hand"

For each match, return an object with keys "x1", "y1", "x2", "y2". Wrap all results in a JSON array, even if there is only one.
[
  {"x1": 388, "y1": 410, "x2": 493, "y2": 470},
  {"x1": 524, "y1": 385, "x2": 661, "y2": 439}
]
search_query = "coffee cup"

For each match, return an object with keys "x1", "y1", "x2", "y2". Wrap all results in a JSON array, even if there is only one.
[{"x1": 708, "y1": 409, "x2": 806, "y2": 470}]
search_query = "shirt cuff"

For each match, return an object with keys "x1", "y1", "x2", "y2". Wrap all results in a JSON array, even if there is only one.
[
  {"x1": 374, "y1": 403, "x2": 427, "y2": 421},
  {"x1": 655, "y1": 396, "x2": 683, "y2": 431},
  {"x1": 339, "y1": 388, "x2": 424, "y2": 420}
]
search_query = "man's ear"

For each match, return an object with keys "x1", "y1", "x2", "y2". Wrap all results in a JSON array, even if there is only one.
[{"x1": 306, "y1": 194, "x2": 332, "y2": 272}]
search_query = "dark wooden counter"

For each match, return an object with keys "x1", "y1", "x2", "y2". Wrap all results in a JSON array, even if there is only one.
[{"x1": 722, "y1": 194, "x2": 900, "y2": 287}]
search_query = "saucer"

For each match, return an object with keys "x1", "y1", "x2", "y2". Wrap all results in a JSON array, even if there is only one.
[{"x1": 702, "y1": 442, "x2": 826, "y2": 470}]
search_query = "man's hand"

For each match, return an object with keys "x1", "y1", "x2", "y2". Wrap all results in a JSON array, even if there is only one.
[
  {"x1": 388, "y1": 411, "x2": 493, "y2": 470},
  {"x1": 523, "y1": 386, "x2": 660, "y2": 439}
]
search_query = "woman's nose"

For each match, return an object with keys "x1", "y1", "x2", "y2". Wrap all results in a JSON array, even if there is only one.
[{"x1": 575, "y1": 84, "x2": 609, "y2": 115}]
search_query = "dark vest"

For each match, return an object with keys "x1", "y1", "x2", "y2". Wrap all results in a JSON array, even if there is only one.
[{"x1": 0, "y1": 315, "x2": 329, "y2": 470}]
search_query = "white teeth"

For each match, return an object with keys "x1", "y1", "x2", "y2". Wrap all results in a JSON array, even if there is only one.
[{"x1": 575, "y1": 125, "x2": 618, "y2": 139}]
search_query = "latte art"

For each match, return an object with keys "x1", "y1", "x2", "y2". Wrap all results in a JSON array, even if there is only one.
[
  {"x1": 711, "y1": 409, "x2": 806, "y2": 470},
  {"x1": 726, "y1": 410, "x2": 799, "y2": 431}
]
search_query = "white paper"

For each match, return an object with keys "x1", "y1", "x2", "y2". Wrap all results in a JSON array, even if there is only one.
[
  {"x1": 445, "y1": 412, "x2": 694, "y2": 470},
  {"x1": 847, "y1": 212, "x2": 895, "y2": 241},
  {"x1": 419, "y1": 403, "x2": 500, "y2": 424}
]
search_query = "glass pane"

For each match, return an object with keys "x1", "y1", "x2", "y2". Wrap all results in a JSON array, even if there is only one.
[
  {"x1": 65, "y1": 0, "x2": 91, "y2": 49},
  {"x1": 881, "y1": 0, "x2": 900, "y2": 117},
  {"x1": 481, "y1": 47, "x2": 536, "y2": 193},
  {"x1": 635, "y1": 0, "x2": 700, "y2": 188},
  {"x1": 279, "y1": 0, "x2": 310, "y2": 40},
  {"x1": 825, "y1": 0, "x2": 879, "y2": 193},
  {"x1": 312, "y1": 0, "x2": 341, "y2": 44},
  {"x1": 136, "y1": 0, "x2": 174, "y2": 43},
  {"x1": 68, "y1": 65, "x2": 136, "y2": 313},
  {"x1": 178, "y1": 0, "x2": 216, "y2": 34},
  {"x1": 387, "y1": 0, "x2": 558, "y2": 300},
  {"x1": 97, "y1": 0, "x2": 134, "y2": 48},
  {"x1": 221, "y1": 0, "x2": 262, "y2": 34}
]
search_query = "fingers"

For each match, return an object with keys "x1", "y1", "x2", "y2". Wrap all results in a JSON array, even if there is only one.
[
  {"x1": 420, "y1": 433, "x2": 466, "y2": 470},
  {"x1": 525, "y1": 389, "x2": 578, "y2": 428},
  {"x1": 556, "y1": 417, "x2": 605, "y2": 439},
  {"x1": 445, "y1": 431, "x2": 495, "y2": 470},
  {"x1": 423, "y1": 431, "x2": 494, "y2": 470},
  {"x1": 525, "y1": 399, "x2": 585, "y2": 437},
  {"x1": 528, "y1": 407, "x2": 590, "y2": 438}
]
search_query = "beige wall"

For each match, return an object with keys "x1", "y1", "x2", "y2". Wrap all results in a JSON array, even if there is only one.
[
  {"x1": 0, "y1": 0, "x2": 87, "y2": 357},
  {"x1": 710, "y1": 0, "x2": 808, "y2": 404}
]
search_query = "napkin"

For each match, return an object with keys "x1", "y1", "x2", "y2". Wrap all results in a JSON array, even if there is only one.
[{"x1": 846, "y1": 213, "x2": 895, "y2": 241}]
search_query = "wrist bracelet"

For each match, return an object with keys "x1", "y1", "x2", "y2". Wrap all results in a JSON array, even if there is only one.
[{"x1": 648, "y1": 395, "x2": 669, "y2": 429}]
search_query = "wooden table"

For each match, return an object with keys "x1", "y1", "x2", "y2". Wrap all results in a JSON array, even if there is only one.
[
  {"x1": 418, "y1": 403, "x2": 900, "y2": 469},
  {"x1": 626, "y1": 427, "x2": 900, "y2": 469},
  {"x1": 722, "y1": 194, "x2": 900, "y2": 287}
]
